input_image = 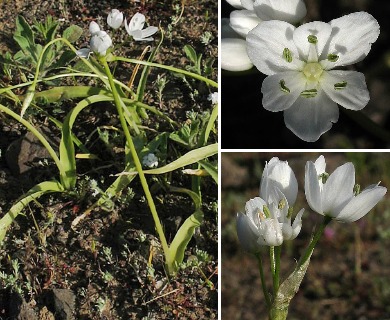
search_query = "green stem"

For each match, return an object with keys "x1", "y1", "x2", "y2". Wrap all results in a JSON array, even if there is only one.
[
  {"x1": 100, "y1": 57, "x2": 171, "y2": 273},
  {"x1": 256, "y1": 253, "x2": 272, "y2": 310},
  {"x1": 296, "y1": 215, "x2": 332, "y2": 270},
  {"x1": 274, "y1": 246, "x2": 281, "y2": 294},
  {"x1": 270, "y1": 246, "x2": 276, "y2": 293},
  {"x1": 111, "y1": 56, "x2": 218, "y2": 88}
]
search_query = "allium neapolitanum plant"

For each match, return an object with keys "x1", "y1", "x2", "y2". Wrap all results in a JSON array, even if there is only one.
[
  {"x1": 222, "y1": 0, "x2": 380, "y2": 142},
  {"x1": 0, "y1": 11, "x2": 217, "y2": 275},
  {"x1": 236, "y1": 155, "x2": 387, "y2": 320}
]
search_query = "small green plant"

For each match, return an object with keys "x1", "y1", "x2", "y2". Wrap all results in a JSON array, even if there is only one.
[{"x1": 0, "y1": 10, "x2": 217, "y2": 277}]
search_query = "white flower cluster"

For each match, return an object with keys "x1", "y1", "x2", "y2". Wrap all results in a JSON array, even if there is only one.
[
  {"x1": 236, "y1": 156, "x2": 387, "y2": 252},
  {"x1": 77, "y1": 9, "x2": 158, "y2": 58},
  {"x1": 222, "y1": 0, "x2": 380, "y2": 141},
  {"x1": 142, "y1": 153, "x2": 159, "y2": 168}
]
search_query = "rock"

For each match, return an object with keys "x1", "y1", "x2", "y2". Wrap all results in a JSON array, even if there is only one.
[
  {"x1": 8, "y1": 292, "x2": 38, "y2": 320},
  {"x1": 48, "y1": 288, "x2": 76, "y2": 320},
  {"x1": 5, "y1": 131, "x2": 52, "y2": 175}
]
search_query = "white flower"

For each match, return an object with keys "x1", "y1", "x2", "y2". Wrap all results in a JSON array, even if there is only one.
[
  {"x1": 76, "y1": 48, "x2": 91, "y2": 59},
  {"x1": 237, "y1": 197, "x2": 283, "y2": 251},
  {"x1": 125, "y1": 13, "x2": 158, "y2": 41},
  {"x1": 107, "y1": 9, "x2": 124, "y2": 29},
  {"x1": 260, "y1": 157, "x2": 298, "y2": 206},
  {"x1": 247, "y1": 12, "x2": 380, "y2": 142},
  {"x1": 208, "y1": 92, "x2": 218, "y2": 105},
  {"x1": 142, "y1": 153, "x2": 158, "y2": 168},
  {"x1": 90, "y1": 30, "x2": 113, "y2": 56},
  {"x1": 305, "y1": 155, "x2": 387, "y2": 222},
  {"x1": 89, "y1": 21, "x2": 101, "y2": 35},
  {"x1": 221, "y1": 0, "x2": 306, "y2": 71}
]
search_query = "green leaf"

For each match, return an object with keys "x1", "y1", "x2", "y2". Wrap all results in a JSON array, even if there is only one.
[
  {"x1": 124, "y1": 143, "x2": 218, "y2": 175},
  {"x1": 0, "y1": 181, "x2": 64, "y2": 242},
  {"x1": 199, "y1": 159, "x2": 217, "y2": 184},
  {"x1": 15, "y1": 15, "x2": 35, "y2": 46},
  {"x1": 167, "y1": 209, "x2": 204, "y2": 271},
  {"x1": 13, "y1": 35, "x2": 30, "y2": 54},
  {"x1": 62, "y1": 25, "x2": 83, "y2": 43},
  {"x1": 184, "y1": 45, "x2": 198, "y2": 65}
]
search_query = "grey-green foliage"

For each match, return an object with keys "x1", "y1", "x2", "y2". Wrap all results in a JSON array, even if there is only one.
[
  {"x1": 12, "y1": 15, "x2": 82, "y2": 76},
  {"x1": 183, "y1": 44, "x2": 214, "y2": 77}
]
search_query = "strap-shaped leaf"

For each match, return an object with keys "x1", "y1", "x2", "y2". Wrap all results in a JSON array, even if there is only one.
[{"x1": 0, "y1": 181, "x2": 64, "y2": 242}]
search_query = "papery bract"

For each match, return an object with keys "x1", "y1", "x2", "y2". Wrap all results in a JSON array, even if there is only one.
[
  {"x1": 246, "y1": 12, "x2": 380, "y2": 141},
  {"x1": 305, "y1": 155, "x2": 387, "y2": 222}
]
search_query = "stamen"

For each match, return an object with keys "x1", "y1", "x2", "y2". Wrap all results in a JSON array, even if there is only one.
[
  {"x1": 283, "y1": 48, "x2": 292, "y2": 63},
  {"x1": 327, "y1": 53, "x2": 339, "y2": 62},
  {"x1": 334, "y1": 81, "x2": 347, "y2": 90},
  {"x1": 279, "y1": 79, "x2": 290, "y2": 93},
  {"x1": 300, "y1": 89, "x2": 318, "y2": 98},
  {"x1": 307, "y1": 35, "x2": 318, "y2": 44}
]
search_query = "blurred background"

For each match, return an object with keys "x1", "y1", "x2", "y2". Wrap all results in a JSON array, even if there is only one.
[
  {"x1": 221, "y1": 0, "x2": 390, "y2": 148},
  {"x1": 221, "y1": 152, "x2": 390, "y2": 319}
]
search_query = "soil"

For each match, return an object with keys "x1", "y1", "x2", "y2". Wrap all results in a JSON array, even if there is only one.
[
  {"x1": 0, "y1": 0, "x2": 218, "y2": 319},
  {"x1": 221, "y1": 152, "x2": 390, "y2": 320}
]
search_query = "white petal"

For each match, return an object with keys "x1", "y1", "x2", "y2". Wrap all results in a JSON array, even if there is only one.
[
  {"x1": 76, "y1": 48, "x2": 91, "y2": 59},
  {"x1": 140, "y1": 26, "x2": 158, "y2": 39},
  {"x1": 322, "y1": 12, "x2": 380, "y2": 67},
  {"x1": 314, "y1": 155, "x2": 326, "y2": 174},
  {"x1": 261, "y1": 158, "x2": 298, "y2": 206},
  {"x1": 337, "y1": 185, "x2": 387, "y2": 222},
  {"x1": 253, "y1": 0, "x2": 307, "y2": 24},
  {"x1": 305, "y1": 161, "x2": 323, "y2": 214},
  {"x1": 245, "y1": 197, "x2": 267, "y2": 228},
  {"x1": 321, "y1": 70, "x2": 370, "y2": 111},
  {"x1": 261, "y1": 217, "x2": 283, "y2": 246},
  {"x1": 291, "y1": 208, "x2": 304, "y2": 239},
  {"x1": 261, "y1": 71, "x2": 305, "y2": 112},
  {"x1": 129, "y1": 12, "x2": 146, "y2": 31},
  {"x1": 221, "y1": 38, "x2": 253, "y2": 71},
  {"x1": 225, "y1": 0, "x2": 245, "y2": 9},
  {"x1": 230, "y1": 10, "x2": 261, "y2": 37},
  {"x1": 322, "y1": 162, "x2": 355, "y2": 216},
  {"x1": 247, "y1": 20, "x2": 303, "y2": 75},
  {"x1": 293, "y1": 21, "x2": 332, "y2": 61},
  {"x1": 241, "y1": 0, "x2": 255, "y2": 10},
  {"x1": 89, "y1": 21, "x2": 100, "y2": 35},
  {"x1": 236, "y1": 213, "x2": 262, "y2": 252},
  {"x1": 283, "y1": 90, "x2": 339, "y2": 142}
]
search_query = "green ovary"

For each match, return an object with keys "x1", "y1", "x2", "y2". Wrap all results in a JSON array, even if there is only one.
[{"x1": 303, "y1": 63, "x2": 323, "y2": 82}]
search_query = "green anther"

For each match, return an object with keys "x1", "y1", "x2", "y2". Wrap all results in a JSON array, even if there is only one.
[
  {"x1": 334, "y1": 81, "x2": 347, "y2": 90},
  {"x1": 300, "y1": 89, "x2": 318, "y2": 98},
  {"x1": 263, "y1": 205, "x2": 271, "y2": 218},
  {"x1": 278, "y1": 199, "x2": 286, "y2": 210},
  {"x1": 319, "y1": 172, "x2": 329, "y2": 184},
  {"x1": 327, "y1": 53, "x2": 339, "y2": 62},
  {"x1": 307, "y1": 35, "x2": 318, "y2": 44},
  {"x1": 353, "y1": 184, "x2": 361, "y2": 196},
  {"x1": 279, "y1": 79, "x2": 290, "y2": 93},
  {"x1": 287, "y1": 206, "x2": 294, "y2": 219},
  {"x1": 283, "y1": 48, "x2": 292, "y2": 63}
]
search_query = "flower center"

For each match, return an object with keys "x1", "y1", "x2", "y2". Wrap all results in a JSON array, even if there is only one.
[{"x1": 303, "y1": 62, "x2": 323, "y2": 82}]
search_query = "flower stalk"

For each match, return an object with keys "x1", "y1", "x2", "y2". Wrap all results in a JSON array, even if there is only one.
[{"x1": 100, "y1": 57, "x2": 171, "y2": 273}]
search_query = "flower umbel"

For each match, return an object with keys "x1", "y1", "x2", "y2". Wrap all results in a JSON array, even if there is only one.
[
  {"x1": 305, "y1": 155, "x2": 387, "y2": 222},
  {"x1": 247, "y1": 12, "x2": 380, "y2": 141}
]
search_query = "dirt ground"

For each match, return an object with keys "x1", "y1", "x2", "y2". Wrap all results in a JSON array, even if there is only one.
[
  {"x1": 0, "y1": 0, "x2": 218, "y2": 319},
  {"x1": 221, "y1": 152, "x2": 390, "y2": 320}
]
